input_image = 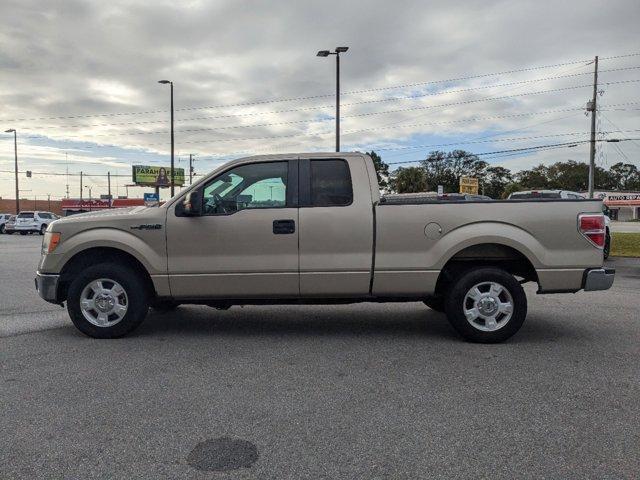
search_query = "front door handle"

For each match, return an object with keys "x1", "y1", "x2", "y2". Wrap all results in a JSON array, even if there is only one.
[{"x1": 273, "y1": 219, "x2": 295, "y2": 234}]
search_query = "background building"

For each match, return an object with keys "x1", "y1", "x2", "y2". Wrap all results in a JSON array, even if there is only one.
[{"x1": 596, "y1": 191, "x2": 640, "y2": 221}]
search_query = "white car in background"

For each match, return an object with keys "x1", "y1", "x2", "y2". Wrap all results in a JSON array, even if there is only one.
[
  {"x1": 508, "y1": 190, "x2": 611, "y2": 258},
  {"x1": 0, "y1": 213, "x2": 13, "y2": 234},
  {"x1": 13, "y1": 211, "x2": 58, "y2": 235}
]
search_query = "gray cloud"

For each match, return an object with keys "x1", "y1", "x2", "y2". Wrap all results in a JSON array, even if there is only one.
[{"x1": 0, "y1": 0, "x2": 639, "y2": 198}]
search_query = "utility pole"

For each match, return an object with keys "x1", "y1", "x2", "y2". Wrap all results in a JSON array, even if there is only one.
[
  {"x1": 80, "y1": 171, "x2": 83, "y2": 201},
  {"x1": 47, "y1": 194, "x2": 51, "y2": 211},
  {"x1": 107, "y1": 171, "x2": 112, "y2": 207},
  {"x1": 587, "y1": 55, "x2": 599, "y2": 198}
]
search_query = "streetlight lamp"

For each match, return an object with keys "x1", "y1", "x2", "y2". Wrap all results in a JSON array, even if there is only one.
[
  {"x1": 158, "y1": 80, "x2": 175, "y2": 196},
  {"x1": 4, "y1": 128, "x2": 19, "y2": 214},
  {"x1": 317, "y1": 46, "x2": 349, "y2": 152}
]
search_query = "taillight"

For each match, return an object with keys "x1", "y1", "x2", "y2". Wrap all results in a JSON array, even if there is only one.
[{"x1": 578, "y1": 213, "x2": 605, "y2": 248}]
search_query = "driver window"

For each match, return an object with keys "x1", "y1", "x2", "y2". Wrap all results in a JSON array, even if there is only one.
[{"x1": 202, "y1": 161, "x2": 288, "y2": 215}]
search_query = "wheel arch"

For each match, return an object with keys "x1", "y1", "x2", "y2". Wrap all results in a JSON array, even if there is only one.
[
  {"x1": 58, "y1": 247, "x2": 156, "y2": 302},
  {"x1": 434, "y1": 242, "x2": 539, "y2": 297}
]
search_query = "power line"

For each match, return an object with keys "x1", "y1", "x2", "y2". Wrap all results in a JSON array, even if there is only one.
[
  {"x1": 16, "y1": 73, "x2": 640, "y2": 134},
  {"x1": 18, "y1": 107, "x2": 590, "y2": 142},
  {"x1": 3, "y1": 137, "x2": 638, "y2": 179},
  {"x1": 384, "y1": 138, "x2": 640, "y2": 166},
  {"x1": 365, "y1": 130, "x2": 640, "y2": 153},
  {"x1": 20, "y1": 81, "x2": 640, "y2": 146},
  {"x1": 341, "y1": 110, "x2": 582, "y2": 138},
  {"x1": 4, "y1": 55, "x2": 639, "y2": 123}
]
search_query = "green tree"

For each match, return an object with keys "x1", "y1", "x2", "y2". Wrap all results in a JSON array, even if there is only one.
[
  {"x1": 516, "y1": 164, "x2": 550, "y2": 189},
  {"x1": 367, "y1": 150, "x2": 389, "y2": 189},
  {"x1": 389, "y1": 166, "x2": 428, "y2": 193},
  {"x1": 420, "y1": 150, "x2": 484, "y2": 192},
  {"x1": 609, "y1": 162, "x2": 640, "y2": 190},
  {"x1": 482, "y1": 166, "x2": 513, "y2": 199}
]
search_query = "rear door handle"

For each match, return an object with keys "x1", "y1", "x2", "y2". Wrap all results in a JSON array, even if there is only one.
[{"x1": 273, "y1": 219, "x2": 295, "y2": 234}]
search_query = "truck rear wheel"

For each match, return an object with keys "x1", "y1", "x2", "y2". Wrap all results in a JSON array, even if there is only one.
[
  {"x1": 67, "y1": 263, "x2": 149, "y2": 338},
  {"x1": 444, "y1": 267, "x2": 527, "y2": 343}
]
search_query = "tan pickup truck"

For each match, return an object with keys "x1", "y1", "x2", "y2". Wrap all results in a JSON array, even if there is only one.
[{"x1": 36, "y1": 152, "x2": 614, "y2": 342}]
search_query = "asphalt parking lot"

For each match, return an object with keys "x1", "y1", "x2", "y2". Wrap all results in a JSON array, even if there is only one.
[{"x1": 1, "y1": 234, "x2": 639, "y2": 479}]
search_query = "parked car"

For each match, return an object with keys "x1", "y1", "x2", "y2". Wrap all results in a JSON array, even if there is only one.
[
  {"x1": 0, "y1": 213, "x2": 13, "y2": 234},
  {"x1": 14, "y1": 211, "x2": 57, "y2": 235},
  {"x1": 4, "y1": 215, "x2": 17, "y2": 234},
  {"x1": 508, "y1": 189, "x2": 585, "y2": 199},
  {"x1": 383, "y1": 192, "x2": 492, "y2": 203},
  {"x1": 509, "y1": 190, "x2": 612, "y2": 258},
  {"x1": 36, "y1": 153, "x2": 613, "y2": 343}
]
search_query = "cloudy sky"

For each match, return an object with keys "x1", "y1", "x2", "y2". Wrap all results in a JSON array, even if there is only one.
[{"x1": 1, "y1": 0, "x2": 639, "y2": 200}]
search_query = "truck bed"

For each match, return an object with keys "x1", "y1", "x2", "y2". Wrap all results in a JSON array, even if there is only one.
[{"x1": 380, "y1": 194, "x2": 598, "y2": 205}]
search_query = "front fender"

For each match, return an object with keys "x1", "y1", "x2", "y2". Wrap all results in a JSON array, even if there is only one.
[{"x1": 40, "y1": 227, "x2": 167, "y2": 275}]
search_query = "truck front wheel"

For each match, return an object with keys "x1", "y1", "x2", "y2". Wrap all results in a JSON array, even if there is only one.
[
  {"x1": 67, "y1": 263, "x2": 149, "y2": 338},
  {"x1": 423, "y1": 296, "x2": 445, "y2": 312},
  {"x1": 444, "y1": 267, "x2": 527, "y2": 343}
]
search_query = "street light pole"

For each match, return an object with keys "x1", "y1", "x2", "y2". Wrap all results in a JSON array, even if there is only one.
[
  {"x1": 317, "y1": 47, "x2": 349, "y2": 152},
  {"x1": 158, "y1": 80, "x2": 175, "y2": 196},
  {"x1": 336, "y1": 52, "x2": 340, "y2": 153},
  {"x1": 5, "y1": 129, "x2": 19, "y2": 213}
]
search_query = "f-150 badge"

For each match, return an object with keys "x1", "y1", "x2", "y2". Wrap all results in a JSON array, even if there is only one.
[{"x1": 130, "y1": 224, "x2": 163, "y2": 230}]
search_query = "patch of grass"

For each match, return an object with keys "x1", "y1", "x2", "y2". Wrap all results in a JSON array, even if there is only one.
[{"x1": 610, "y1": 232, "x2": 640, "y2": 257}]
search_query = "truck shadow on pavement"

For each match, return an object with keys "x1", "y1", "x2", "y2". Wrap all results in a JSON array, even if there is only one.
[{"x1": 103, "y1": 304, "x2": 586, "y2": 344}]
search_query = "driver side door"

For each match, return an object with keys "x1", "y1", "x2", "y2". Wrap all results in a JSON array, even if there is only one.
[{"x1": 166, "y1": 159, "x2": 299, "y2": 299}]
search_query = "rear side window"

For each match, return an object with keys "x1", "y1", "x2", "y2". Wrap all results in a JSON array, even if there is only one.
[
  {"x1": 39, "y1": 213, "x2": 51, "y2": 219},
  {"x1": 310, "y1": 160, "x2": 353, "y2": 207}
]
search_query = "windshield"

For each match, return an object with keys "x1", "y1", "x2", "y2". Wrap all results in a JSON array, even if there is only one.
[{"x1": 17, "y1": 212, "x2": 34, "y2": 218}]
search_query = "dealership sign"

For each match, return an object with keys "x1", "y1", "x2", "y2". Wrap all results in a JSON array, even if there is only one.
[
  {"x1": 459, "y1": 176, "x2": 479, "y2": 195},
  {"x1": 595, "y1": 191, "x2": 640, "y2": 205},
  {"x1": 132, "y1": 165, "x2": 185, "y2": 187}
]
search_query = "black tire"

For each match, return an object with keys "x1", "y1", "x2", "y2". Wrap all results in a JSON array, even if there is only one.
[
  {"x1": 0, "y1": 224, "x2": 5, "y2": 234},
  {"x1": 39, "y1": 224, "x2": 47, "y2": 235},
  {"x1": 67, "y1": 263, "x2": 150, "y2": 338},
  {"x1": 444, "y1": 267, "x2": 527, "y2": 343},
  {"x1": 20, "y1": 231, "x2": 27, "y2": 235},
  {"x1": 423, "y1": 296, "x2": 445, "y2": 312},
  {"x1": 150, "y1": 299, "x2": 180, "y2": 313},
  {"x1": 603, "y1": 231, "x2": 611, "y2": 259}
]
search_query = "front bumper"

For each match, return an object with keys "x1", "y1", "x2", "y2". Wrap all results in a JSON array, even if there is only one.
[
  {"x1": 35, "y1": 272, "x2": 60, "y2": 303},
  {"x1": 583, "y1": 268, "x2": 615, "y2": 291}
]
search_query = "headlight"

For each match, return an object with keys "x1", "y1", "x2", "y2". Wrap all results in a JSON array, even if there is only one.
[{"x1": 41, "y1": 232, "x2": 61, "y2": 255}]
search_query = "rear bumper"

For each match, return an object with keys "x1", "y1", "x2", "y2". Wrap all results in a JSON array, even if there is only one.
[
  {"x1": 583, "y1": 268, "x2": 615, "y2": 291},
  {"x1": 14, "y1": 225, "x2": 38, "y2": 231},
  {"x1": 35, "y1": 272, "x2": 60, "y2": 303}
]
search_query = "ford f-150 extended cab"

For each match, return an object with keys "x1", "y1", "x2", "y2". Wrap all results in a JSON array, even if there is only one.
[{"x1": 35, "y1": 153, "x2": 614, "y2": 342}]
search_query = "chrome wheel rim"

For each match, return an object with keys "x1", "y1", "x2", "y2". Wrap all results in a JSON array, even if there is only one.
[
  {"x1": 463, "y1": 281, "x2": 513, "y2": 332},
  {"x1": 80, "y1": 278, "x2": 128, "y2": 327}
]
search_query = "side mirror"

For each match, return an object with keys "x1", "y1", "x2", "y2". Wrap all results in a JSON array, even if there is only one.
[{"x1": 182, "y1": 190, "x2": 202, "y2": 216}]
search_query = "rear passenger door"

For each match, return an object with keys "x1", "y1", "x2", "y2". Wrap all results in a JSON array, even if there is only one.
[{"x1": 298, "y1": 157, "x2": 374, "y2": 297}]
